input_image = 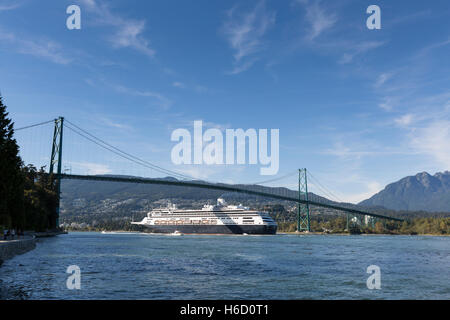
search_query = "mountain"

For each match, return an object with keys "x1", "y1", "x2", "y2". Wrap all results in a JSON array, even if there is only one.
[{"x1": 359, "y1": 171, "x2": 450, "y2": 212}]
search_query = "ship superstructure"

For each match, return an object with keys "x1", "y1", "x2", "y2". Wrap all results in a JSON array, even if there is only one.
[{"x1": 132, "y1": 198, "x2": 277, "y2": 235}]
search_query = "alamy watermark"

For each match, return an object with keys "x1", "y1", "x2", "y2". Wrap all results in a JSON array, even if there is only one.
[
  {"x1": 65, "y1": 4, "x2": 380, "y2": 31},
  {"x1": 366, "y1": 5, "x2": 381, "y2": 30},
  {"x1": 366, "y1": 265, "x2": 381, "y2": 290},
  {"x1": 66, "y1": 5, "x2": 81, "y2": 30},
  {"x1": 66, "y1": 265, "x2": 81, "y2": 290},
  {"x1": 171, "y1": 121, "x2": 279, "y2": 175}
]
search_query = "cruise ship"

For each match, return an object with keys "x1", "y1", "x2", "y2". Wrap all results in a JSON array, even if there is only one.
[{"x1": 131, "y1": 198, "x2": 277, "y2": 235}]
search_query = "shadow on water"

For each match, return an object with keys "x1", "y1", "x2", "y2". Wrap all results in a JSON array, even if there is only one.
[{"x1": 0, "y1": 279, "x2": 30, "y2": 300}]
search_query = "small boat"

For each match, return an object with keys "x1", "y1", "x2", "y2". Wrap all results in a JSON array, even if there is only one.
[{"x1": 169, "y1": 230, "x2": 183, "y2": 236}]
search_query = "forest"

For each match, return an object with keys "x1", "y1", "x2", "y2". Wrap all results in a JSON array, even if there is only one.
[{"x1": 0, "y1": 96, "x2": 59, "y2": 233}]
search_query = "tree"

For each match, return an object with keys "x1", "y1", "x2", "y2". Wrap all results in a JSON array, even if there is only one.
[
  {"x1": 0, "y1": 95, "x2": 25, "y2": 229},
  {"x1": 22, "y1": 165, "x2": 58, "y2": 231},
  {"x1": 374, "y1": 221, "x2": 384, "y2": 234}
]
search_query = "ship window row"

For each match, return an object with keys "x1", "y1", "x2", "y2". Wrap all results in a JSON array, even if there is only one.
[
  {"x1": 151, "y1": 212, "x2": 259, "y2": 215},
  {"x1": 152, "y1": 214, "x2": 260, "y2": 217},
  {"x1": 153, "y1": 212, "x2": 259, "y2": 214}
]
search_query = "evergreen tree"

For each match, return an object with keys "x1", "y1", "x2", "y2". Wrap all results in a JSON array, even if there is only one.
[{"x1": 0, "y1": 95, "x2": 25, "y2": 229}]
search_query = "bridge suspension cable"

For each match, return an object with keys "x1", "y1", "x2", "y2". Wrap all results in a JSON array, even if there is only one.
[
  {"x1": 64, "y1": 121, "x2": 197, "y2": 181},
  {"x1": 249, "y1": 170, "x2": 298, "y2": 185},
  {"x1": 15, "y1": 119, "x2": 55, "y2": 131},
  {"x1": 306, "y1": 171, "x2": 345, "y2": 203}
]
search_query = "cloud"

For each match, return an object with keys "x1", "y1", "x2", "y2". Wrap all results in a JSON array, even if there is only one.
[
  {"x1": 341, "y1": 181, "x2": 383, "y2": 203},
  {"x1": 293, "y1": 1, "x2": 382, "y2": 65},
  {"x1": 416, "y1": 38, "x2": 450, "y2": 58},
  {"x1": 394, "y1": 114, "x2": 414, "y2": 127},
  {"x1": 111, "y1": 20, "x2": 155, "y2": 56},
  {"x1": 388, "y1": 9, "x2": 432, "y2": 26},
  {"x1": 222, "y1": 0, "x2": 275, "y2": 74},
  {"x1": 69, "y1": 161, "x2": 112, "y2": 175},
  {"x1": 227, "y1": 59, "x2": 258, "y2": 75},
  {"x1": 172, "y1": 81, "x2": 210, "y2": 94},
  {"x1": 375, "y1": 72, "x2": 394, "y2": 88},
  {"x1": 298, "y1": 0, "x2": 337, "y2": 41},
  {"x1": 172, "y1": 82, "x2": 185, "y2": 88},
  {"x1": 78, "y1": 0, "x2": 155, "y2": 57},
  {"x1": 378, "y1": 96, "x2": 397, "y2": 111},
  {"x1": 0, "y1": 29, "x2": 71, "y2": 64},
  {"x1": 0, "y1": 2, "x2": 21, "y2": 11},
  {"x1": 112, "y1": 84, "x2": 172, "y2": 109},
  {"x1": 194, "y1": 85, "x2": 208, "y2": 93},
  {"x1": 379, "y1": 89, "x2": 450, "y2": 170},
  {"x1": 100, "y1": 117, "x2": 132, "y2": 131},
  {"x1": 323, "y1": 142, "x2": 381, "y2": 160},
  {"x1": 410, "y1": 120, "x2": 450, "y2": 169},
  {"x1": 339, "y1": 41, "x2": 385, "y2": 64}
]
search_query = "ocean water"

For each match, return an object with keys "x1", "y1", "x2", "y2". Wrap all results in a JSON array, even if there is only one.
[{"x1": 0, "y1": 232, "x2": 449, "y2": 299}]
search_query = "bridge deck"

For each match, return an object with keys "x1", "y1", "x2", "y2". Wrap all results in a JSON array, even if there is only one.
[{"x1": 58, "y1": 174, "x2": 403, "y2": 222}]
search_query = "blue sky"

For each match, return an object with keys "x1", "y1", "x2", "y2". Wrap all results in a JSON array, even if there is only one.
[{"x1": 1, "y1": 0, "x2": 450, "y2": 203}]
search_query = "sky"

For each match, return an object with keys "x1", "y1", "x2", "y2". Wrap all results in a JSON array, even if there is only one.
[{"x1": 1, "y1": 0, "x2": 450, "y2": 203}]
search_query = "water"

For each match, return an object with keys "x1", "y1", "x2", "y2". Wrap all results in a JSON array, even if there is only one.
[{"x1": 0, "y1": 232, "x2": 449, "y2": 299}]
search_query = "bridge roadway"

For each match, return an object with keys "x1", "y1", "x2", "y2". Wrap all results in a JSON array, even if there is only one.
[{"x1": 58, "y1": 174, "x2": 403, "y2": 222}]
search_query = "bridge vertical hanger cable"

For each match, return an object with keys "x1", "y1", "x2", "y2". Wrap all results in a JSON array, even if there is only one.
[
  {"x1": 309, "y1": 172, "x2": 344, "y2": 203},
  {"x1": 64, "y1": 121, "x2": 198, "y2": 181},
  {"x1": 306, "y1": 172, "x2": 344, "y2": 203}
]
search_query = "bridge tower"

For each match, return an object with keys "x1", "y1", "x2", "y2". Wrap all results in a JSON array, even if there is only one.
[
  {"x1": 297, "y1": 168, "x2": 311, "y2": 232},
  {"x1": 49, "y1": 117, "x2": 64, "y2": 228}
]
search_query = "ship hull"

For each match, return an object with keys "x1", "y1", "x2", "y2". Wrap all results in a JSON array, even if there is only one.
[{"x1": 140, "y1": 224, "x2": 277, "y2": 235}]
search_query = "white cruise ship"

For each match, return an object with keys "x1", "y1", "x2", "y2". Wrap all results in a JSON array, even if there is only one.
[{"x1": 131, "y1": 198, "x2": 277, "y2": 235}]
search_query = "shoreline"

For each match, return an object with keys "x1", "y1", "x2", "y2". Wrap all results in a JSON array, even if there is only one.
[
  {"x1": 280, "y1": 231, "x2": 450, "y2": 236},
  {"x1": 0, "y1": 236, "x2": 36, "y2": 267},
  {"x1": 0, "y1": 230, "x2": 68, "y2": 267},
  {"x1": 66, "y1": 230, "x2": 450, "y2": 237}
]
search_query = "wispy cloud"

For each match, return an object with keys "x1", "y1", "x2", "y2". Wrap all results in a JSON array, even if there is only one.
[
  {"x1": 222, "y1": 0, "x2": 275, "y2": 74},
  {"x1": 68, "y1": 161, "x2": 112, "y2": 175},
  {"x1": 339, "y1": 41, "x2": 385, "y2": 64},
  {"x1": 0, "y1": 1, "x2": 21, "y2": 11},
  {"x1": 322, "y1": 141, "x2": 411, "y2": 160},
  {"x1": 78, "y1": 0, "x2": 155, "y2": 57},
  {"x1": 297, "y1": 0, "x2": 337, "y2": 41},
  {"x1": 378, "y1": 96, "x2": 398, "y2": 111},
  {"x1": 293, "y1": 1, "x2": 383, "y2": 65},
  {"x1": 375, "y1": 72, "x2": 394, "y2": 88},
  {"x1": 172, "y1": 81, "x2": 210, "y2": 94},
  {"x1": 112, "y1": 84, "x2": 172, "y2": 109},
  {"x1": 172, "y1": 82, "x2": 185, "y2": 88},
  {"x1": 386, "y1": 91, "x2": 450, "y2": 169},
  {"x1": 410, "y1": 120, "x2": 450, "y2": 169},
  {"x1": 415, "y1": 38, "x2": 450, "y2": 58},
  {"x1": 0, "y1": 28, "x2": 71, "y2": 64},
  {"x1": 344, "y1": 181, "x2": 383, "y2": 204},
  {"x1": 100, "y1": 117, "x2": 132, "y2": 131},
  {"x1": 388, "y1": 9, "x2": 432, "y2": 27},
  {"x1": 394, "y1": 114, "x2": 414, "y2": 127}
]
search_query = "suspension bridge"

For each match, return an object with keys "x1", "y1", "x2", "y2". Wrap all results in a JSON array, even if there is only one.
[{"x1": 15, "y1": 117, "x2": 403, "y2": 232}]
